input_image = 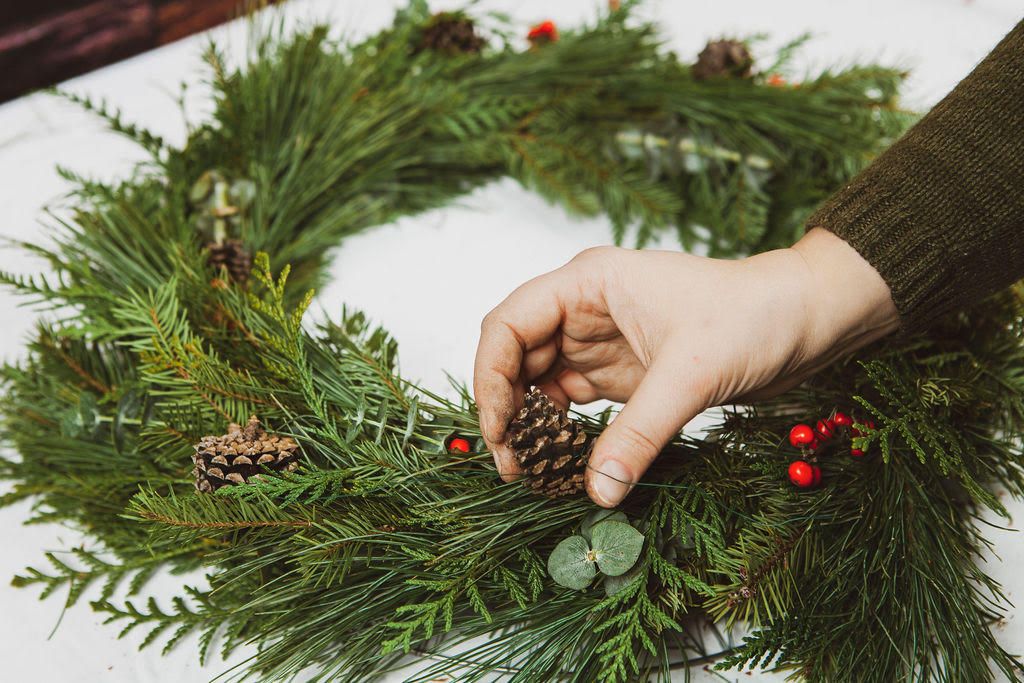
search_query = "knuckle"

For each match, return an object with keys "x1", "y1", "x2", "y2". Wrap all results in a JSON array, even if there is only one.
[
  {"x1": 479, "y1": 308, "x2": 501, "y2": 332},
  {"x1": 571, "y1": 245, "x2": 620, "y2": 267}
]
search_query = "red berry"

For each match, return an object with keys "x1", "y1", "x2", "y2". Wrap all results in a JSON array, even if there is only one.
[
  {"x1": 788, "y1": 424, "x2": 815, "y2": 448},
  {"x1": 850, "y1": 447, "x2": 865, "y2": 457},
  {"x1": 448, "y1": 437, "x2": 472, "y2": 454},
  {"x1": 832, "y1": 412, "x2": 852, "y2": 428},
  {"x1": 815, "y1": 419, "x2": 836, "y2": 441},
  {"x1": 528, "y1": 20, "x2": 558, "y2": 43},
  {"x1": 767, "y1": 73, "x2": 787, "y2": 87},
  {"x1": 811, "y1": 465, "x2": 822, "y2": 487},
  {"x1": 788, "y1": 461, "x2": 814, "y2": 488}
]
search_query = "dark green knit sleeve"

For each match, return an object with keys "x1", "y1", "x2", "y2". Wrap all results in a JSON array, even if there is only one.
[{"x1": 807, "y1": 20, "x2": 1024, "y2": 332}]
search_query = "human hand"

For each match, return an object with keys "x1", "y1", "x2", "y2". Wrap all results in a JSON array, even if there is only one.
[{"x1": 473, "y1": 228, "x2": 899, "y2": 507}]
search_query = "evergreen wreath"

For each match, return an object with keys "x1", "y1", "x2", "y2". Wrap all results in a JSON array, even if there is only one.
[{"x1": 2, "y1": 2, "x2": 1022, "y2": 681}]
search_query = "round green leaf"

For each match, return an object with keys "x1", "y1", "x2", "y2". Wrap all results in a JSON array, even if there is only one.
[
  {"x1": 189, "y1": 171, "x2": 214, "y2": 204},
  {"x1": 230, "y1": 179, "x2": 257, "y2": 209},
  {"x1": 678, "y1": 524, "x2": 696, "y2": 551},
  {"x1": 580, "y1": 509, "x2": 628, "y2": 543},
  {"x1": 547, "y1": 535, "x2": 597, "y2": 590},
  {"x1": 603, "y1": 564, "x2": 643, "y2": 597},
  {"x1": 112, "y1": 388, "x2": 142, "y2": 454},
  {"x1": 78, "y1": 391, "x2": 99, "y2": 434},
  {"x1": 60, "y1": 410, "x2": 82, "y2": 438},
  {"x1": 591, "y1": 520, "x2": 645, "y2": 577}
]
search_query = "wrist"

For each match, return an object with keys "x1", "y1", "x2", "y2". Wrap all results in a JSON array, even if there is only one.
[{"x1": 790, "y1": 227, "x2": 900, "y2": 357}]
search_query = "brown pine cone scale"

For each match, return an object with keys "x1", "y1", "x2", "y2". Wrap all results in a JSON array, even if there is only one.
[
  {"x1": 193, "y1": 416, "x2": 300, "y2": 493},
  {"x1": 506, "y1": 388, "x2": 592, "y2": 497},
  {"x1": 207, "y1": 239, "x2": 253, "y2": 284},
  {"x1": 418, "y1": 13, "x2": 485, "y2": 55},
  {"x1": 692, "y1": 39, "x2": 754, "y2": 80}
]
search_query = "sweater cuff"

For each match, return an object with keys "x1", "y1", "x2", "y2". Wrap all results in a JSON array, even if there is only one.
[
  {"x1": 805, "y1": 176, "x2": 949, "y2": 333},
  {"x1": 807, "y1": 19, "x2": 1024, "y2": 334}
]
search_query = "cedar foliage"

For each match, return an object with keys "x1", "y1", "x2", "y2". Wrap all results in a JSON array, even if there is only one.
[{"x1": 2, "y1": 2, "x2": 1022, "y2": 681}]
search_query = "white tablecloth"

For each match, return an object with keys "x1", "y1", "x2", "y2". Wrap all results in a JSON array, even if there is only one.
[{"x1": 1, "y1": 1, "x2": 1021, "y2": 680}]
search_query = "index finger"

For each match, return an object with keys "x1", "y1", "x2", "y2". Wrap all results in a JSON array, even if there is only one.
[{"x1": 474, "y1": 272, "x2": 566, "y2": 478}]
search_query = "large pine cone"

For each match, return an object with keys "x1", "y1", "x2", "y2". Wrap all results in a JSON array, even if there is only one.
[
  {"x1": 692, "y1": 39, "x2": 754, "y2": 80},
  {"x1": 207, "y1": 239, "x2": 252, "y2": 285},
  {"x1": 417, "y1": 13, "x2": 485, "y2": 55},
  {"x1": 506, "y1": 388, "x2": 592, "y2": 497},
  {"x1": 193, "y1": 416, "x2": 300, "y2": 493}
]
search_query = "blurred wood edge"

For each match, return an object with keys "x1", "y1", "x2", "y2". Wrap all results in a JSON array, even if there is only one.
[{"x1": 0, "y1": 0, "x2": 282, "y2": 104}]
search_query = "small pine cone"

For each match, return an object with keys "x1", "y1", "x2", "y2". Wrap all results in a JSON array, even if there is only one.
[
  {"x1": 506, "y1": 388, "x2": 592, "y2": 497},
  {"x1": 418, "y1": 13, "x2": 485, "y2": 55},
  {"x1": 692, "y1": 39, "x2": 754, "y2": 80},
  {"x1": 193, "y1": 416, "x2": 300, "y2": 493},
  {"x1": 207, "y1": 240, "x2": 252, "y2": 284}
]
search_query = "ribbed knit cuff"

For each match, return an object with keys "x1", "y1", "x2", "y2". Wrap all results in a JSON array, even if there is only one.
[
  {"x1": 806, "y1": 167, "x2": 957, "y2": 334},
  {"x1": 807, "y1": 19, "x2": 1024, "y2": 334}
]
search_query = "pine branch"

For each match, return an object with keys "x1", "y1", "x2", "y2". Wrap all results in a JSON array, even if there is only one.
[{"x1": 52, "y1": 89, "x2": 167, "y2": 157}]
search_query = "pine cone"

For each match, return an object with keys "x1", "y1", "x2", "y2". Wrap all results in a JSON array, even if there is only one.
[
  {"x1": 417, "y1": 13, "x2": 485, "y2": 55},
  {"x1": 692, "y1": 39, "x2": 754, "y2": 80},
  {"x1": 193, "y1": 416, "x2": 300, "y2": 493},
  {"x1": 207, "y1": 239, "x2": 252, "y2": 284},
  {"x1": 506, "y1": 388, "x2": 592, "y2": 497}
]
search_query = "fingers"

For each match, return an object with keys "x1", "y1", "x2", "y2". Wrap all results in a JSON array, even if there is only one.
[
  {"x1": 585, "y1": 360, "x2": 704, "y2": 508},
  {"x1": 522, "y1": 339, "x2": 560, "y2": 382},
  {"x1": 474, "y1": 273, "x2": 566, "y2": 479},
  {"x1": 536, "y1": 368, "x2": 603, "y2": 413},
  {"x1": 535, "y1": 380, "x2": 571, "y2": 411}
]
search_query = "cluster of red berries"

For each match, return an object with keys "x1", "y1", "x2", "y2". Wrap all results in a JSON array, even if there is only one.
[{"x1": 786, "y1": 412, "x2": 875, "y2": 489}]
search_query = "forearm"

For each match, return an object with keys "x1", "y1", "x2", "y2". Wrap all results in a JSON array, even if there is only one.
[{"x1": 790, "y1": 228, "x2": 900, "y2": 365}]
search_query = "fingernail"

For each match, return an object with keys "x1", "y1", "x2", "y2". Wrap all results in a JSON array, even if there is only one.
[
  {"x1": 478, "y1": 410, "x2": 493, "y2": 440},
  {"x1": 592, "y1": 460, "x2": 634, "y2": 507},
  {"x1": 492, "y1": 444, "x2": 521, "y2": 482}
]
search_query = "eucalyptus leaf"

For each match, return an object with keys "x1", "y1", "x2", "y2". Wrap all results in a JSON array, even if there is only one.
[
  {"x1": 112, "y1": 414, "x2": 125, "y2": 454},
  {"x1": 603, "y1": 564, "x2": 643, "y2": 597},
  {"x1": 140, "y1": 394, "x2": 155, "y2": 427},
  {"x1": 678, "y1": 524, "x2": 696, "y2": 551},
  {"x1": 117, "y1": 388, "x2": 142, "y2": 419},
  {"x1": 374, "y1": 398, "x2": 389, "y2": 443},
  {"x1": 401, "y1": 396, "x2": 419, "y2": 448},
  {"x1": 229, "y1": 179, "x2": 257, "y2": 209},
  {"x1": 60, "y1": 411, "x2": 82, "y2": 438},
  {"x1": 113, "y1": 390, "x2": 136, "y2": 454},
  {"x1": 547, "y1": 535, "x2": 597, "y2": 590},
  {"x1": 580, "y1": 509, "x2": 628, "y2": 543},
  {"x1": 189, "y1": 171, "x2": 214, "y2": 204},
  {"x1": 590, "y1": 520, "x2": 645, "y2": 577},
  {"x1": 78, "y1": 392, "x2": 99, "y2": 434},
  {"x1": 662, "y1": 539, "x2": 679, "y2": 564}
]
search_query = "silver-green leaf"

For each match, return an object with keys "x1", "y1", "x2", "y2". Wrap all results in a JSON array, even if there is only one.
[
  {"x1": 547, "y1": 535, "x2": 597, "y2": 590},
  {"x1": 603, "y1": 564, "x2": 643, "y2": 596},
  {"x1": 591, "y1": 520, "x2": 645, "y2": 577},
  {"x1": 580, "y1": 509, "x2": 628, "y2": 543}
]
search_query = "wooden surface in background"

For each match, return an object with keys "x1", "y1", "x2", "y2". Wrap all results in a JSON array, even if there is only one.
[{"x1": 0, "y1": 0, "x2": 269, "y2": 103}]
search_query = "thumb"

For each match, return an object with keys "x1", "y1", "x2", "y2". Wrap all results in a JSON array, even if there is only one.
[{"x1": 585, "y1": 361, "x2": 703, "y2": 507}]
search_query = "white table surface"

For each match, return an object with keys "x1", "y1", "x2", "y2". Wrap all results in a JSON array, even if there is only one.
[{"x1": 1, "y1": 1, "x2": 1022, "y2": 681}]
